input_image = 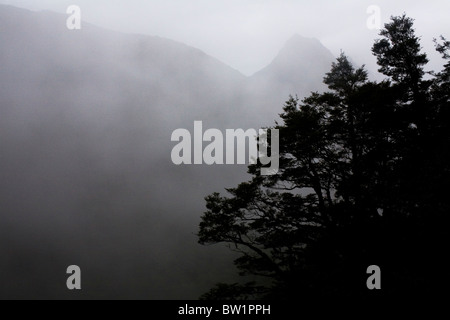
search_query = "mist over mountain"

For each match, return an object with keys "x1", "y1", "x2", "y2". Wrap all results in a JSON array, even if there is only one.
[
  {"x1": 246, "y1": 34, "x2": 334, "y2": 119},
  {"x1": 251, "y1": 34, "x2": 333, "y2": 94},
  {"x1": 0, "y1": 5, "x2": 335, "y2": 299}
]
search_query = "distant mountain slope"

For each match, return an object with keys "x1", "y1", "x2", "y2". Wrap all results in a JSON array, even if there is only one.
[
  {"x1": 0, "y1": 5, "x2": 335, "y2": 299},
  {"x1": 0, "y1": 5, "x2": 246, "y2": 126},
  {"x1": 252, "y1": 34, "x2": 334, "y2": 88},
  {"x1": 244, "y1": 35, "x2": 335, "y2": 122}
]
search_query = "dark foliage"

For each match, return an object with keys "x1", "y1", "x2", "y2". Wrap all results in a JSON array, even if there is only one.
[{"x1": 198, "y1": 16, "x2": 450, "y2": 300}]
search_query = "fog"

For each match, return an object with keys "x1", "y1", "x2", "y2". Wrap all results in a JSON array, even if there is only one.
[
  {"x1": 0, "y1": 1, "x2": 449, "y2": 300},
  {"x1": 2, "y1": 0, "x2": 450, "y2": 75}
]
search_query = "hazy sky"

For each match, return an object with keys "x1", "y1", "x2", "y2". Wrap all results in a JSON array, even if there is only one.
[{"x1": 1, "y1": 0, "x2": 449, "y2": 75}]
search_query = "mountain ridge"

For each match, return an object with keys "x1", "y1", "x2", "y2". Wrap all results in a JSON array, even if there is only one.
[
  {"x1": 0, "y1": 4, "x2": 333, "y2": 80},
  {"x1": 0, "y1": 4, "x2": 336, "y2": 300},
  {"x1": 250, "y1": 33, "x2": 334, "y2": 93}
]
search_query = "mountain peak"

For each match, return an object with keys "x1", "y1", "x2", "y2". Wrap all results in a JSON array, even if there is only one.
[
  {"x1": 250, "y1": 34, "x2": 335, "y2": 98},
  {"x1": 286, "y1": 34, "x2": 319, "y2": 44},
  {"x1": 279, "y1": 34, "x2": 330, "y2": 60},
  {"x1": 252, "y1": 35, "x2": 334, "y2": 78},
  {"x1": 253, "y1": 34, "x2": 334, "y2": 75}
]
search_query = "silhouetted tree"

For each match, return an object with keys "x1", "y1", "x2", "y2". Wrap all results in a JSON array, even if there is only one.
[
  {"x1": 199, "y1": 15, "x2": 450, "y2": 300},
  {"x1": 372, "y1": 14, "x2": 429, "y2": 100}
]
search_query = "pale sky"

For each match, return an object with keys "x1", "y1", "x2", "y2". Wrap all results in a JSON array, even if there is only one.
[{"x1": 1, "y1": 0, "x2": 449, "y2": 76}]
